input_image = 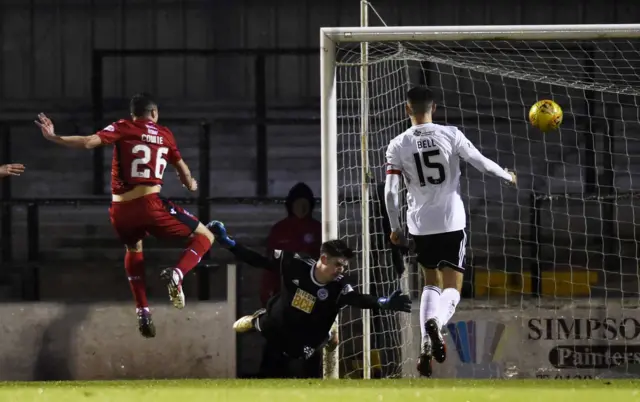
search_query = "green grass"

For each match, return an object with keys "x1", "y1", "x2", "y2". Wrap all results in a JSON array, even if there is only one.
[{"x1": 0, "y1": 379, "x2": 639, "y2": 402}]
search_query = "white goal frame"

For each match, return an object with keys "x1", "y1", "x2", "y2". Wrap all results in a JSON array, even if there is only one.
[{"x1": 320, "y1": 23, "x2": 640, "y2": 379}]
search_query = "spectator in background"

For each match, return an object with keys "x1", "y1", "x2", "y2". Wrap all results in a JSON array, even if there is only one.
[
  {"x1": 0, "y1": 163, "x2": 25, "y2": 178},
  {"x1": 261, "y1": 182, "x2": 321, "y2": 305},
  {"x1": 259, "y1": 182, "x2": 322, "y2": 378}
]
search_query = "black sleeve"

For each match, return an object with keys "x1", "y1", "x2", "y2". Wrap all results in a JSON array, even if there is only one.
[
  {"x1": 340, "y1": 292, "x2": 381, "y2": 310},
  {"x1": 227, "y1": 242, "x2": 277, "y2": 271},
  {"x1": 336, "y1": 283, "x2": 380, "y2": 311}
]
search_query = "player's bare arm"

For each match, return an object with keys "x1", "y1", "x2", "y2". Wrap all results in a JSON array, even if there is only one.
[
  {"x1": 384, "y1": 140, "x2": 406, "y2": 246},
  {"x1": 457, "y1": 132, "x2": 516, "y2": 185},
  {"x1": 174, "y1": 159, "x2": 198, "y2": 192},
  {"x1": 0, "y1": 163, "x2": 25, "y2": 178},
  {"x1": 35, "y1": 113, "x2": 102, "y2": 149},
  {"x1": 384, "y1": 172, "x2": 404, "y2": 246}
]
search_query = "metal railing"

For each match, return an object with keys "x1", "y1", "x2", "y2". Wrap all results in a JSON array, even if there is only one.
[
  {"x1": 90, "y1": 48, "x2": 319, "y2": 196},
  {"x1": 0, "y1": 196, "x2": 291, "y2": 301}
]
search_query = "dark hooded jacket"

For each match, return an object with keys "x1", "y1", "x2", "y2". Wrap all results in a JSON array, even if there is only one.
[
  {"x1": 260, "y1": 182, "x2": 322, "y2": 306},
  {"x1": 284, "y1": 182, "x2": 316, "y2": 219}
]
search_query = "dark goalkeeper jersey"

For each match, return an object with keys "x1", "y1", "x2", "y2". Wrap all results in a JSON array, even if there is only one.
[
  {"x1": 227, "y1": 243, "x2": 380, "y2": 353},
  {"x1": 263, "y1": 250, "x2": 353, "y2": 346}
]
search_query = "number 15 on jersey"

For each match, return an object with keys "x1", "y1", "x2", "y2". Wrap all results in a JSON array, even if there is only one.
[{"x1": 413, "y1": 149, "x2": 445, "y2": 186}]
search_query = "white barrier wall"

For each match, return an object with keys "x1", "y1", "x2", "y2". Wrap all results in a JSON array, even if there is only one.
[
  {"x1": 402, "y1": 300, "x2": 640, "y2": 379},
  {"x1": 0, "y1": 302, "x2": 236, "y2": 380}
]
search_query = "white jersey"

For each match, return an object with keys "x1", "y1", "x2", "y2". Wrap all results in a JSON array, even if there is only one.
[{"x1": 385, "y1": 123, "x2": 475, "y2": 236}]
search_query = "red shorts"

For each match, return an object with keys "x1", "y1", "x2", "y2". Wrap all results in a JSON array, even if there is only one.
[{"x1": 109, "y1": 193, "x2": 199, "y2": 246}]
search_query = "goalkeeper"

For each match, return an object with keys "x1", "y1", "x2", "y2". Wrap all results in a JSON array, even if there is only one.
[{"x1": 208, "y1": 221, "x2": 411, "y2": 373}]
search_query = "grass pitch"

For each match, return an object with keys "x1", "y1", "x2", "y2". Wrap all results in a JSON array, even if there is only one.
[{"x1": 0, "y1": 379, "x2": 638, "y2": 402}]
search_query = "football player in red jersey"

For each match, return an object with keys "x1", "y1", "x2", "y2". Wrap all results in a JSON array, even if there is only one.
[{"x1": 35, "y1": 93, "x2": 215, "y2": 338}]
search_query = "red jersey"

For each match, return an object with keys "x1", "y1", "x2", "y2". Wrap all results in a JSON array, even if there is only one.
[
  {"x1": 261, "y1": 216, "x2": 322, "y2": 306},
  {"x1": 267, "y1": 217, "x2": 322, "y2": 259},
  {"x1": 96, "y1": 119, "x2": 182, "y2": 195}
]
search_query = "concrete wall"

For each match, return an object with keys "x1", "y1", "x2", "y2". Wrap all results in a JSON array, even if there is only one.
[{"x1": 0, "y1": 302, "x2": 235, "y2": 380}]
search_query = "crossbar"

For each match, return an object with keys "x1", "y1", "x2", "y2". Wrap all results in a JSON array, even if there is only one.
[{"x1": 322, "y1": 24, "x2": 640, "y2": 43}]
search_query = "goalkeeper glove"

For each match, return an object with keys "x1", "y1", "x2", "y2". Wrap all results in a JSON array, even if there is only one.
[
  {"x1": 377, "y1": 290, "x2": 411, "y2": 313},
  {"x1": 206, "y1": 220, "x2": 236, "y2": 248}
]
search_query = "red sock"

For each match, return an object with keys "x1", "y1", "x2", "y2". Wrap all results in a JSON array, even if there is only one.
[
  {"x1": 175, "y1": 234, "x2": 212, "y2": 277},
  {"x1": 125, "y1": 250, "x2": 148, "y2": 310}
]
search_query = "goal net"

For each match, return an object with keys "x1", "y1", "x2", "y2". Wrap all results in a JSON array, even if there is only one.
[{"x1": 321, "y1": 25, "x2": 640, "y2": 379}]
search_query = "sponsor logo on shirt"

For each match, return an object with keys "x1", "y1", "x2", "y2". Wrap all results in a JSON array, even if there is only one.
[{"x1": 291, "y1": 288, "x2": 315, "y2": 314}]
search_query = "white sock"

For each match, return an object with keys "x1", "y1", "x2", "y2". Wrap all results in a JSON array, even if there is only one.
[
  {"x1": 438, "y1": 288, "x2": 461, "y2": 329},
  {"x1": 173, "y1": 268, "x2": 184, "y2": 284},
  {"x1": 420, "y1": 285, "x2": 441, "y2": 342}
]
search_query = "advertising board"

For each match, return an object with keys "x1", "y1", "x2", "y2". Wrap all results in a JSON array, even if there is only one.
[{"x1": 402, "y1": 302, "x2": 640, "y2": 379}]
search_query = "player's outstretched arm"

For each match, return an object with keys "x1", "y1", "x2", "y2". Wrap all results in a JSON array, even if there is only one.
[
  {"x1": 339, "y1": 289, "x2": 411, "y2": 313},
  {"x1": 385, "y1": 140, "x2": 407, "y2": 246},
  {"x1": 34, "y1": 113, "x2": 102, "y2": 149},
  {"x1": 174, "y1": 159, "x2": 198, "y2": 192},
  {"x1": 384, "y1": 173, "x2": 401, "y2": 231},
  {"x1": 385, "y1": 174, "x2": 410, "y2": 247},
  {"x1": 456, "y1": 130, "x2": 515, "y2": 184},
  {"x1": 0, "y1": 163, "x2": 25, "y2": 178},
  {"x1": 207, "y1": 220, "x2": 275, "y2": 270}
]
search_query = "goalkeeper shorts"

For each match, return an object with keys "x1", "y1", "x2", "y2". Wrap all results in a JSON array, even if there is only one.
[{"x1": 257, "y1": 314, "x2": 330, "y2": 360}]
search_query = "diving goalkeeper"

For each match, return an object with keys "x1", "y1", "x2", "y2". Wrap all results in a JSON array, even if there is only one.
[{"x1": 208, "y1": 221, "x2": 411, "y2": 368}]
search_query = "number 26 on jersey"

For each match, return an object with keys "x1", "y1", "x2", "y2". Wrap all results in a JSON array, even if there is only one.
[{"x1": 131, "y1": 145, "x2": 168, "y2": 179}]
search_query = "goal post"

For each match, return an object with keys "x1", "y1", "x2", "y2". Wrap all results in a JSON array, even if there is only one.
[
  {"x1": 320, "y1": 30, "x2": 339, "y2": 379},
  {"x1": 358, "y1": 0, "x2": 372, "y2": 381},
  {"x1": 321, "y1": 24, "x2": 640, "y2": 379}
]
